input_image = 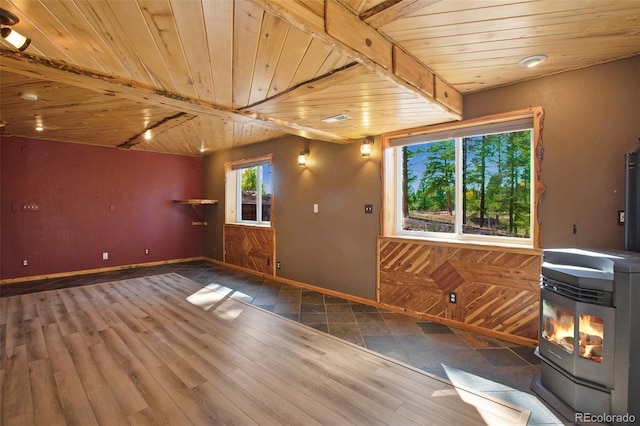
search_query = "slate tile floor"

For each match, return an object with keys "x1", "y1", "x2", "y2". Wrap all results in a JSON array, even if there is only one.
[{"x1": 1, "y1": 260, "x2": 568, "y2": 425}]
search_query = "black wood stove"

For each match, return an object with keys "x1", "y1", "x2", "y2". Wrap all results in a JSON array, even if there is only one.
[{"x1": 531, "y1": 248, "x2": 640, "y2": 424}]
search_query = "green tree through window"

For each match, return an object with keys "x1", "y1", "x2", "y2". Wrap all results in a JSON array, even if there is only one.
[
  {"x1": 241, "y1": 167, "x2": 257, "y2": 192},
  {"x1": 238, "y1": 164, "x2": 271, "y2": 223},
  {"x1": 402, "y1": 130, "x2": 531, "y2": 238}
]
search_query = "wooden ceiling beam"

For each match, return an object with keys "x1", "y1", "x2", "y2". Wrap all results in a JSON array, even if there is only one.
[
  {"x1": 359, "y1": 0, "x2": 443, "y2": 28},
  {"x1": 251, "y1": 0, "x2": 462, "y2": 118},
  {"x1": 116, "y1": 112, "x2": 196, "y2": 150},
  {"x1": 242, "y1": 62, "x2": 362, "y2": 110},
  {"x1": 0, "y1": 50, "x2": 351, "y2": 143}
]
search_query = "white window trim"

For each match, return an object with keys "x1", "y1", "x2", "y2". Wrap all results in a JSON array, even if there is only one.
[
  {"x1": 225, "y1": 154, "x2": 273, "y2": 228},
  {"x1": 382, "y1": 108, "x2": 544, "y2": 249}
]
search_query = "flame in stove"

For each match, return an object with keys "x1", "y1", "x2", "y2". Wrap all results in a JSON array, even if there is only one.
[
  {"x1": 541, "y1": 301, "x2": 575, "y2": 354},
  {"x1": 580, "y1": 314, "x2": 604, "y2": 362},
  {"x1": 541, "y1": 301, "x2": 604, "y2": 363}
]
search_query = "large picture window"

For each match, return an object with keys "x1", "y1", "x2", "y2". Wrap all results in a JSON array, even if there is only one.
[
  {"x1": 383, "y1": 109, "x2": 543, "y2": 247},
  {"x1": 225, "y1": 155, "x2": 272, "y2": 226}
]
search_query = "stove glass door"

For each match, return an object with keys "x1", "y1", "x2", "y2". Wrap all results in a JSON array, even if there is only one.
[
  {"x1": 542, "y1": 298, "x2": 575, "y2": 355},
  {"x1": 579, "y1": 314, "x2": 604, "y2": 363},
  {"x1": 539, "y1": 288, "x2": 616, "y2": 388}
]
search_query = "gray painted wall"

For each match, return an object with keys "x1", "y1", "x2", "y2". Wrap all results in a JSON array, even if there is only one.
[
  {"x1": 202, "y1": 135, "x2": 381, "y2": 300},
  {"x1": 465, "y1": 55, "x2": 640, "y2": 250}
]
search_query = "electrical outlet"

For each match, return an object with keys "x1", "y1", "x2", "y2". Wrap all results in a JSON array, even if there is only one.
[
  {"x1": 22, "y1": 259, "x2": 28, "y2": 266},
  {"x1": 449, "y1": 292, "x2": 457, "y2": 304},
  {"x1": 364, "y1": 204, "x2": 373, "y2": 214},
  {"x1": 103, "y1": 252, "x2": 109, "y2": 260},
  {"x1": 276, "y1": 261, "x2": 281, "y2": 269},
  {"x1": 144, "y1": 248, "x2": 149, "y2": 255}
]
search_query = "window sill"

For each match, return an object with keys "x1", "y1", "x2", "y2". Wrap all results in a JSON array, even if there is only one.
[
  {"x1": 385, "y1": 234, "x2": 539, "y2": 253},
  {"x1": 225, "y1": 222, "x2": 273, "y2": 229}
]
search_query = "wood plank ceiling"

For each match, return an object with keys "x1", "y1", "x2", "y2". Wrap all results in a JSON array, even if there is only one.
[{"x1": 0, "y1": 0, "x2": 638, "y2": 156}]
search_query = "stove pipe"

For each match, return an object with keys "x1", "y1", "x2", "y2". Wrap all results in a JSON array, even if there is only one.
[{"x1": 625, "y1": 138, "x2": 640, "y2": 252}]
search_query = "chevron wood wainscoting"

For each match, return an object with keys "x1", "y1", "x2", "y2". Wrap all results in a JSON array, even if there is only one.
[
  {"x1": 224, "y1": 224, "x2": 275, "y2": 276},
  {"x1": 377, "y1": 237, "x2": 542, "y2": 346}
]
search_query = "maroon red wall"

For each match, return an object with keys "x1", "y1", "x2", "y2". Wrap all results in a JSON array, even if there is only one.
[{"x1": 1, "y1": 137, "x2": 204, "y2": 280}]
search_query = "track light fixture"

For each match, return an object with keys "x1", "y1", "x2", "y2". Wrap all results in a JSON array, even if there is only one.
[{"x1": 1, "y1": 8, "x2": 31, "y2": 51}]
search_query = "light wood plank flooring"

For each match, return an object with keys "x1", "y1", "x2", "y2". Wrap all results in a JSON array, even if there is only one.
[{"x1": 1, "y1": 273, "x2": 530, "y2": 425}]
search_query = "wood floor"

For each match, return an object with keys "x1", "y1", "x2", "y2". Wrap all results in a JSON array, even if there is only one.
[{"x1": 0, "y1": 273, "x2": 530, "y2": 425}]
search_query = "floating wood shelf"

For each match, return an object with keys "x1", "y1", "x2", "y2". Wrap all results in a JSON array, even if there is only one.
[
  {"x1": 173, "y1": 199, "x2": 218, "y2": 225},
  {"x1": 173, "y1": 199, "x2": 218, "y2": 205}
]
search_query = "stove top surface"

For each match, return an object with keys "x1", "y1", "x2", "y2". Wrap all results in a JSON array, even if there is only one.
[{"x1": 544, "y1": 248, "x2": 640, "y2": 274}]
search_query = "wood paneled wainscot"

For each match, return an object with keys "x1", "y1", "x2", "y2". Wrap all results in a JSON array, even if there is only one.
[
  {"x1": 377, "y1": 237, "x2": 542, "y2": 346},
  {"x1": 224, "y1": 224, "x2": 275, "y2": 276}
]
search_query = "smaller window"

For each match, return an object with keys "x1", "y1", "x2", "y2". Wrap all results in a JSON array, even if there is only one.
[{"x1": 225, "y1": 156, "x2": 272, "y2": 226}]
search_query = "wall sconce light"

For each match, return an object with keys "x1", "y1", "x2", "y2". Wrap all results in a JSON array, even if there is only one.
[
  {"x1": 360, "y1": 137, "x2": 374, "y2": 157},
  {"x1": 298, "y1": 150, "x2": 309, "y2": 167},
  {"x1": 1, "y1": 8, "x2": 31, "y2": 52}
]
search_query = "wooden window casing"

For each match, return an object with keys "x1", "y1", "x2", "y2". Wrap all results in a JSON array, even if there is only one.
[{"x1": 224, "y1": 154, "x2": 274, "y2": 228}]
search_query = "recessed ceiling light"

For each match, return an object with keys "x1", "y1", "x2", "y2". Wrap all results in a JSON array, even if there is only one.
[
  {"x1": 519, "y1": 55, "x2": 547, "y2": 68},
  {"x1": 20, "y1": 92, "x2": 38, "y2": 101},
  {"x1": 34, "y1": 115, "x2": 43, "y2": 131},
  {"x1": 321, "y1": 113, "x2": 351, "y2": 123}
]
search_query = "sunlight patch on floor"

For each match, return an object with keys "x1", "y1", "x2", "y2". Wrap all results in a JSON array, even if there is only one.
[
  {"x1": 430, "y1": 389, "x2": 458, "y2": 397},
  {"x1": 443, "y1": 365, "x2": 565, "y2": 425},
  {"x1": 185, "y1": 283, "x2": 247, "y2": 320}
]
